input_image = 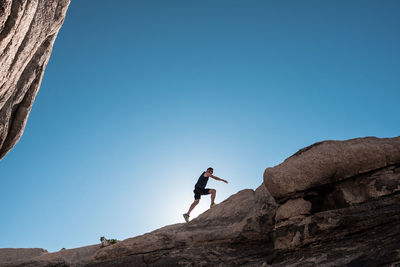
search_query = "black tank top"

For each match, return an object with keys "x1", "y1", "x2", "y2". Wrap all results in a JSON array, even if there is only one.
[{"x1": 195, "y1": 172, "x2": 209, "y2": 189}]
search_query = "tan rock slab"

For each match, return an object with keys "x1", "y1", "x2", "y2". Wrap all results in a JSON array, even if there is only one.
[{"x1": 264, "y1": 136, "x2": 400, "y2": 199}]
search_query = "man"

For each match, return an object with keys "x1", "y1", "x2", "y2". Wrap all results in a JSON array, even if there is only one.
[{"x1": 183, "y1": 167, "x2": 228, "y2": 223}]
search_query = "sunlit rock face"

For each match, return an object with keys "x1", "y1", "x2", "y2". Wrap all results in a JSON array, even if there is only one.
[
  {"x1": 264, "y1": 136, "x2": 400, "y2": 200},
  {"x1": 0, "y1": 0, "x2": 70, "y2": 160}
]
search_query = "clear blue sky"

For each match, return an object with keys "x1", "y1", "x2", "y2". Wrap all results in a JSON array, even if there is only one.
[{"x1": 1, "y1": 0, "x2": 399, "y2": 252}]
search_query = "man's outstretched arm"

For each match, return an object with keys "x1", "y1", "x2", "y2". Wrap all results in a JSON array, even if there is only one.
[{"x1": 210, "y1": 175, "x2": 228, "y2": 184}]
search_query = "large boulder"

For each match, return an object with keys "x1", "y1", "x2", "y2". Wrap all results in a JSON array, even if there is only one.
[
  {"x1": 0, "y1": 0, "x2": 70, "y2": 159},
  {"x1": 264, "y1": 136, "x2": 400, "y2": 200}
]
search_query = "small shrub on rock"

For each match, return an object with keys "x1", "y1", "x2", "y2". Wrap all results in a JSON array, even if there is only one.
[{"x1": 100, "y1": 236, "x2": 118, "y2": 247}]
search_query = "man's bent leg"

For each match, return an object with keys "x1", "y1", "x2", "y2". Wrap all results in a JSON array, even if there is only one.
[
  {"x1": 187, "y1": 199, "x2": 200, "y2": 215},
  {"x1": 210, "y1": 189, "x2": 216, "y2": 205}
]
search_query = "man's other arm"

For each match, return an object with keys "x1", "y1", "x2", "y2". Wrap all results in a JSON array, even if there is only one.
[{"x1": 210, "y1": 175, "x2": 228, "y2": 184}]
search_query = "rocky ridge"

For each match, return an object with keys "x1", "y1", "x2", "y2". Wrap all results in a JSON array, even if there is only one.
[
  {"x1": 1, "y1": 1, "x2": 399, "y2": 266},
  {"x1": 1, "y1": 136, "x2": 399, "y2": 266},
  {"x1": 0, "y1": 0, "x2": 70, "y2": 159}
]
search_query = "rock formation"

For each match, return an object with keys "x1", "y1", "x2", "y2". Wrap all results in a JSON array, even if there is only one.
[
  {"x1": 264, "y1": 136, "x2": 400, "y2": 266},
  {"x1": 0, "y1": 0, "x2": 70, "y2": 160},
  {"x1": 1, "y1": 136, "x2": 399, "y2": 266},
  {"x1": 0, "y1": 186, "x2": 278, "y2": 266}
]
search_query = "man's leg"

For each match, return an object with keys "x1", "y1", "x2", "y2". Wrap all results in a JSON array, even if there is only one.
[
  {"x1": 187, "y1": 199, "x2": 200, "y2": 215},
  {"x1": 209, "y1": 189, "x2": 216, "y2": 205}
]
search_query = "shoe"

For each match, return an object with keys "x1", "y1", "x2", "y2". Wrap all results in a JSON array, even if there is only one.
[
  {"x1": 183, "y1": 213, "x2": 190, "y2": 223},
  {"x1": 210, "y1": 203, "x2": 216, "y2": 208}
]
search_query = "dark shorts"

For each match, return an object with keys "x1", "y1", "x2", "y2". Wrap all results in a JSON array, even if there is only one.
[{"x1": 193, "y1": 188, "x2": 211, "y2": 200}]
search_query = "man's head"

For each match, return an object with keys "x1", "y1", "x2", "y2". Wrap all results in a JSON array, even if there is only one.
[{"x1": 206, "y1": 167, "x2": 214, "y2": 174}]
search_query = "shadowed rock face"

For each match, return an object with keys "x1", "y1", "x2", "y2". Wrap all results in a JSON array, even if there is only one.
[
  {"x1": 0, "y1": 0, "x2": 70, "y2": 160},
  {"x1": 2, "y1": 136, "x2": 400, "y2": 266},
  {"x1": 92, "y1": 185, "x2": 277, "y2": 262},
  {"x1": 266, "y1": 136, "x2": 400, "y2": 265},
  {"x1": 0, "y1": 249, "x2": 47, "y2": 265},
  {"x1": 0, "y1": 186, "x2": 278, "y2": 266}
]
